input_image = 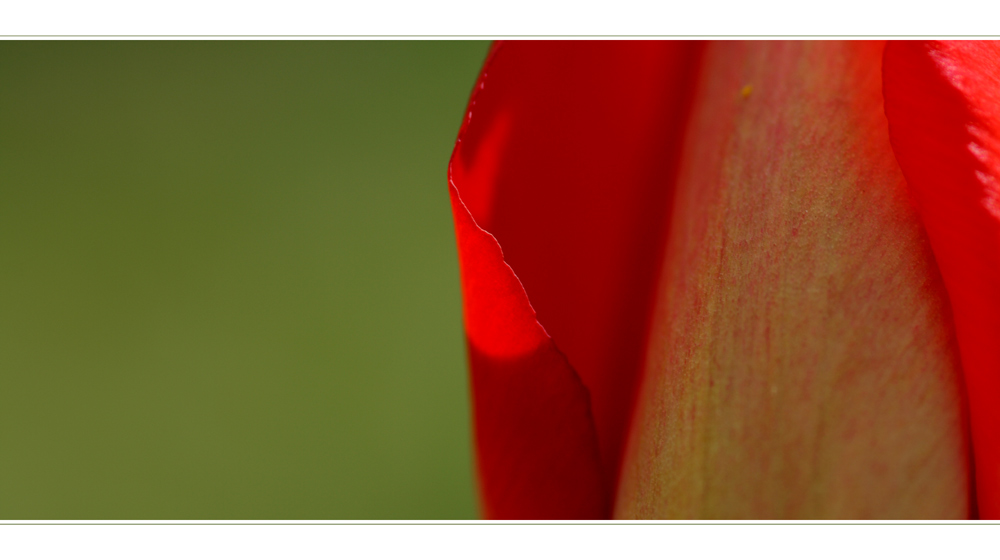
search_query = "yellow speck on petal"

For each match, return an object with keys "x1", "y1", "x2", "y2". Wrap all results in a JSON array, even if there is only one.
[{"x1": 741, "y1": 84, "x2": 753, "y2": 99}]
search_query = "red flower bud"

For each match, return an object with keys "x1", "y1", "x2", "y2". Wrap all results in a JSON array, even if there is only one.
[{"x1": 449, "y1": 40, "x2": 1000, "y2": 520}]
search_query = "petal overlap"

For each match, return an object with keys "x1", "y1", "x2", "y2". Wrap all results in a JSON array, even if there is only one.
[
  {"x1": 451, "y1": 39, "x2": 990, "y2": 520},
  {"x1": 449, "y1": 41, "x2": 700, "y2": 518},
  {"x1": 884, "y1": 40, "x2": 1000, "y2": 519}
]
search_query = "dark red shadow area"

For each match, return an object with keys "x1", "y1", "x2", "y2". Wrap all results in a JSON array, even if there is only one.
[
  {"x1": 467, "y1": 341, "x2": 606, "y2": 519},
  {"x1": 449, "y1": 41, "x2": 703, "y2": 518}
]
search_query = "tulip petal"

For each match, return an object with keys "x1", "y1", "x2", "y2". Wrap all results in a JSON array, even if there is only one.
[
  {"x1": 449, "y1": 184, "x2": 606, "y2": 519},
  {"x1": 883, "y1": 40, "x2": 1000, "y2": 518},
  {"x1": 617, "y1": 41, "x2": 970, "y2": 519},
  {"x1": 449, "y1": 41, "x2": 700, "y2": 518}
]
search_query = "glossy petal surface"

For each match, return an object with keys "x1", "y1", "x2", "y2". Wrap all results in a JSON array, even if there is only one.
[
  {"x1": 883, "y1": 40, "x2": 1000, "y2": 518},
  {"x1": 449, "y1": 41, "x2": 699, "y2": 518},
  {"x1": 617, "y1": 41, "x2": 970, "y2": 519}
]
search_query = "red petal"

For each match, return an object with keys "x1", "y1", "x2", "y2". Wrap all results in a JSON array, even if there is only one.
[
  {"x1": 618, "y1": 41, "x2": 970, "y2": 519},
  {"x1": 449, "y1": 41, "x2": 700, "y2": 518},
  {"x1": 883, "y1": 40, "x2": 1000, "y2": 518}
]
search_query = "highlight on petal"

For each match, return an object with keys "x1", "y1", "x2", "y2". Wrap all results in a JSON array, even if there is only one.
[
  {"x1": 449, "y1": 185, "x2": 606, "y2": 519},
  {"x1": 883, "y1": 40, "x2": 1000, "y2": 519},
  {"x1": 448, "y1": 41, "x2": 701, "y2": 518},
  {"x1": 616, "y1": 41, "x2": 971, "y2": 519}
]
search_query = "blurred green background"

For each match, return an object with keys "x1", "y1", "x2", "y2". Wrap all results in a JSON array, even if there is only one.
[{"x1": 0, "y1": 41, "x2": 489, "y2": 519}]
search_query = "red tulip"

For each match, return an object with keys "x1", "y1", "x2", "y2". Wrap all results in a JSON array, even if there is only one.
[{"x1": 447, "y1": 40, "x2": 1000, "y2": 519}]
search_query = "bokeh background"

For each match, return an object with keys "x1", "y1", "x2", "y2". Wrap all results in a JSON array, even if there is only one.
[{"x1": 0, "y1": 41, "x2": 489, "y2": 519}]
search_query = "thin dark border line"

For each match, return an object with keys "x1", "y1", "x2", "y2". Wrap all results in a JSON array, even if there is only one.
[
  {"x1": 2, "y1": 35, "x2": 1000, "y2": 38},
  {"x1": 0, "y1": 522, "x2": 998, "y2": 525}
]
